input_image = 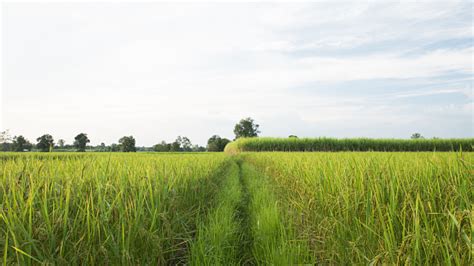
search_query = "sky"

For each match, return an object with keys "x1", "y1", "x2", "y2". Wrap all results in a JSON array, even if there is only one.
[{"x1": 1, "y1": 0, "x2": 473, "y2": 146}]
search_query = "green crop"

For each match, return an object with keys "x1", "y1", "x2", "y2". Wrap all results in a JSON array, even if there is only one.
[
  {"x1": 225, "y1": 137, "x2": 474, "y2": 152},
  {"x1": 1, "y1": 151, "x2": 471, "y2": 264}
]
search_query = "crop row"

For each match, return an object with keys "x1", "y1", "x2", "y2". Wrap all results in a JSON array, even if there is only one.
[{"x1": 225, "y1": 137, "x2": 474, "y2": 152}]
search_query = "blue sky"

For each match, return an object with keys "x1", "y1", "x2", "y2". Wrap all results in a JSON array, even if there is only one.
[{"x1": 2, "y1": 1, "x2": 473, "y2": 146}]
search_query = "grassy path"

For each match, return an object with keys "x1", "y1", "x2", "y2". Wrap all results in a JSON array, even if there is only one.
[{"x1": 189, "y1": 157, "x2": 310, "y2": 265}]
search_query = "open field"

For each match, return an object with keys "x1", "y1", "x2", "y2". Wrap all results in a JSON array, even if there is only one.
[{"x1": 1, "y1": 152, "x2": 472, "y2": 264}]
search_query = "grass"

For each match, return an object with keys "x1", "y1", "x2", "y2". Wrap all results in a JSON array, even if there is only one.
[
  {"x1": 243, "y1": 152, "x2": 473, "y2": 264},
  {"x1": 0, "y1": 153, "x2": 229, "y2": 264},
  {"x1": 1, "y1": 151, "x2": 472, "y2": 264},
  {"x1": 225, "y1": 137, "x2": 474, "y2": 152}
]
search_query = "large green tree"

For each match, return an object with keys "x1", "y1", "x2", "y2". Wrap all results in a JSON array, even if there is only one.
[
  {"x1": 74, "y1": 133, "x2": 90, "y2": 152},
  {"x1": 233, "y1": 117, "x2": 260, "y2": 139},
  {"x1": 119, "y1": 136, "x2": 136, "y2": 152},
  {"x1": 36, "y1": 134, "x2": 54, "y2": 152},
  {"x1": 207, "y1": 135, "x2": 230, "y2": 152}
]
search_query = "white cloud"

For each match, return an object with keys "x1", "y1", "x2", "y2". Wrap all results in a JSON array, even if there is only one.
[{"x1": 2, "y1": 1, "x2": 473, "y2": 145}]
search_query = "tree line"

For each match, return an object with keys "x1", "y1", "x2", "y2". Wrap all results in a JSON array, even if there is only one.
[{"x1": 0, "y1": 117, "x2": 260, "y2": 152}]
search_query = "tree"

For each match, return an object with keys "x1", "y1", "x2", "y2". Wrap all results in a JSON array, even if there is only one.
[
  {"x1": 207, "y1": 135, "x2": 230, "y2": 152},
  {"x1": 12, "y1": 135, "x2": 32, "y2": 152},
  {"x1": 289, "y1": 135, "x2": 298, "y2": 138},
  {"x1": 411, "y1": 133, "x2": 424, "y2": 139},
  {"x1": 180, "y1": 136, "x2": 193, "y2": 152},
  {"x1": 234, "y1": 117, "x2": 260, "y2": 139},
  {"x1": 110, "y1": 143, "x2": 120, "y2": 152},
  {"x1": 57, "y1": 139, "x2": 65, "y2": 148},
  {"x1": 119, "y1": 136, "x2": 136, "y2": 152},
  {"x1": 74, "y1": 133, "x2": 90, "y2": 152},
  {"x1": 36, "y1": 134, "x2": 54, "y2": 152},
  {"x1": 153, "y1": 141, "x2": 171, "y2": 152},
  {"x1": 0, "y1": 130, "x2": 12, "y2": 151},
  {"x1": 192, "y1": 145, "x2": 206, "y2": 152},
  {"x1": 170, "y1": 141, "x2": 180, "y2": 152}
]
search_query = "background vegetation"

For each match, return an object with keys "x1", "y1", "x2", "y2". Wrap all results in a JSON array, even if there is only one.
[{"x1": 225, "y1": 137, "x2": 474, "y2": 153}]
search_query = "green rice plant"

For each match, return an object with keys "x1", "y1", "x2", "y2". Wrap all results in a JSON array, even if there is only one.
[
  {"x1": 243, "y1": 152, "x2": 473, "y2": 264},
  {"x1": 240, "y1": 160, "x2": 312, "y2": 265},
  {"x1": 0, "y1": 153, "x2": 228, "y2": 264},
  {"x1": 1, "y1": 151, "x2": 471, "y2": 264},
  {"x1": 225, "y1": 137, "x2": 474, "y2": 152}
]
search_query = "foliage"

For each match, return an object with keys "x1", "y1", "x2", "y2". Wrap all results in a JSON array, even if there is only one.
[
  {"x1": 118, "y1": 136, "x2": 136, "y2": 152},
  {"x1": 57, "y1": 139, "x2": 66, "y2": 148},
  {"x1": 233, "y1": 117, "x2": 260, "y2": 139},
  {"x1": 36, "y1": 134, "x2": 54, "y2": 152},
  {"x1": 225, "y1": 137, "x2": 474, "y2": 153},
  {"x1": 12, "y1": 135, "x2": 33, "y2": 152},
  {"x1": 74, "y1": 133, "x2": 90, "y2": 152},
  {"x1": 411, "y1": 132, "x2": 424, "y2": 139},
  {"x1": 153, "y1": 141, "x2": 171, "y2": 152},
  {"x1": 207, "y1": 135, "x2": 230, "y2": 152}
]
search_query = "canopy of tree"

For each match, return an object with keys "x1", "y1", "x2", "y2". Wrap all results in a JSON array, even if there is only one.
[
  {"x1": 74, "y1": 133, "x2": 90, "y2": 152},
  {"x1": 36, "y1": 134, "x2": 54, "y2": 152},
  {"x1": 119, "y1": 136, "x2": 136, "y2": 152},
  {"x1": 207, "y1": 135, "x2": 230, "y2": 152},
  {"x1": 234, "y1": 117, "x2": 260, "y2": 139}
]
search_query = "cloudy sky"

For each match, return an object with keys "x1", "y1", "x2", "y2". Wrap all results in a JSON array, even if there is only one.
[{"x1": 2, "y1": 1, "x2": 473, "y2": 146}]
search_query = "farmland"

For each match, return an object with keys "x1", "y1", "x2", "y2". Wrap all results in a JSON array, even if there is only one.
[{"x1": 0, "y1": 151, "x2": 472, "y2": 264}]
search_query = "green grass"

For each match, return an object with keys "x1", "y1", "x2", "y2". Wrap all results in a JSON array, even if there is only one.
[
  {"x1": 0, "y1": 153, "x2": 229, "y2": 264},
  {"x1": 1, "y1": 151, "x2": 472, "y2": 264},
  {"x1": 225, "y1": 137, "x2": 474, "y2": 152},
  {"x1": 242, "y1": 152, "x2": 473, "y2": 264}
]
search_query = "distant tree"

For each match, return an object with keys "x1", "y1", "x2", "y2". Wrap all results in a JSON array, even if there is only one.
[
  {"x1": 207, "y1": 135, "x2": 230, "y2": 152},
  {"x1": 110, "y1": 143, "x2": 120, "y2": 152},
  {"x1": 411, "y1": 133, "x2": 424, "y2": 139},
  {"x1": 153, "y1": 141, "x2": 171, "y2": 152},
  {"x1": 234, "y1": 117, "x2": 260, "y2": 139},
  {"x1": 74, "y1": 133, "x2": 90, "y2": 152},
  {"x1": 180, "y1": 136, "x2": 193, "y2": 152},
  {"x1": 171, "y1": 136, "x2": 193, "y2": 152},
  {"x1": 192, "y1": 145, "x2": 206, "y2": 152},
  {"x1": 119, "y1": 136, "x2": 136, "y2": 152},
  {"x1": 57, "y1": 139, "x2": 66, "y2": 148},
  {"x1": 170, "y1": 140, "x2": 181, "y2": 152},
  {"x1": 0, "y1": 130, "x2": 12, "y2": 151},
  {"x1": 289, "y1": 135, "x2": 298, "y2": 138},
  {"x1": 36, "y1": 134, "x2": 54, "y2": 152},
  {"x1": 12, "y1": 135, "x2": 32, "y2": 152},
  {"x1": 99, "y1": 142, "x2": 106, "y2": 151}
]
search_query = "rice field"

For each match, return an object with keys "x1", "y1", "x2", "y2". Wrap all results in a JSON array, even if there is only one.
[{"x1": 1, "y1": 152, "x2": 472, "y2": 264}]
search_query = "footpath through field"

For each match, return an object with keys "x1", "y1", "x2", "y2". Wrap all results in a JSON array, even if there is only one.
[{"x1": 188, "y1": 156, "x2": 311, "y2": 265}]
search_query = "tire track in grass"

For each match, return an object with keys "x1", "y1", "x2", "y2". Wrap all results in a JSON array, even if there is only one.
[
  {"x1": 235, "y1": 158, "x2": 254, "y2": 265},
  {"x1": 241, "y1": 159, "x2": 312, "y2": 265},
  {"x1": 189, "y1": 160, "x2": 244, "y2": 265}
]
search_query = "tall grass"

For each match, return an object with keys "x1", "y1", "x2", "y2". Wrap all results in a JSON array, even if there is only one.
[
  {"x1": 243, "y1": 152, "x2": 473, "y2": 264},
  {"x1": 240, "y1": 161, "x2": 312, "y2": 265},
  {"x1": 225, "y1": 137, "x2": 474, "y2": 153},
  {"x1": 0, "y1": 153, "x2": 228, "y2": 264},
  {"x1": 1, "y1": 151, "x2": 471, "y2": 264},
  {"x1": 189, "y1": 161, "x2": 242, "y2": 265}
]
